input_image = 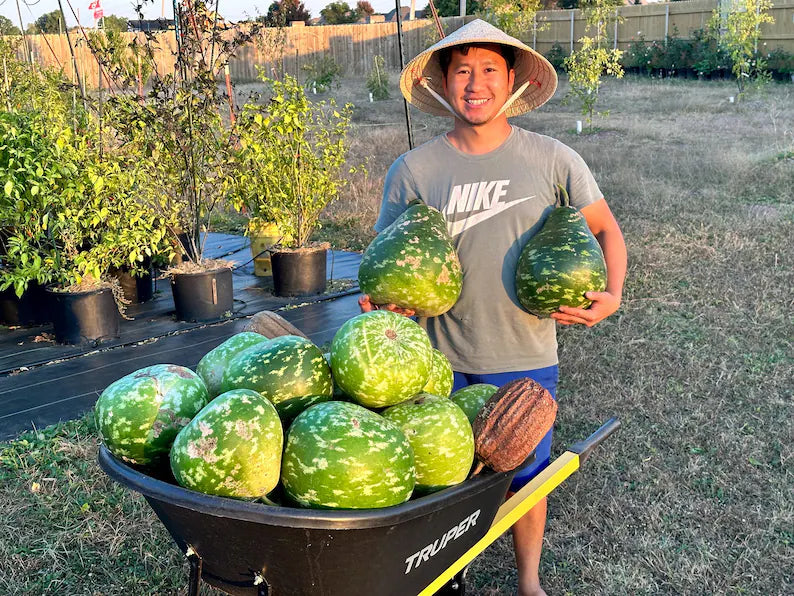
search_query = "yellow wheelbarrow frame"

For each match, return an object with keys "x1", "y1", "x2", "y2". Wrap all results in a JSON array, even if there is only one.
[{"x1": 419, "y1": 418, "x2": 621, "y2": 596}]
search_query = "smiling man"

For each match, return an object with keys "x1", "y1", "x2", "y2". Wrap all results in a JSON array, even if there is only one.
[{"x1": 360, "y1": 20, "x2": 627, "y2": 596}]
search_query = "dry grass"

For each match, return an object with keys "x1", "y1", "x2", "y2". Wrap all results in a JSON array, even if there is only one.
[{"x1": 2, "y1": 75, "x2": 792, "y2": 595}]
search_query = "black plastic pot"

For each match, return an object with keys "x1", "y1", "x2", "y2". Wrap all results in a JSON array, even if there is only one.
[
  {"x1": 111, "y1": 266, "x2": 154, "y2": 304},
  {"x1": 0, "y1": 282, "x2": 50, "y2": 326},
  {"x1": 271, "y1": 247, "x2": 327, "y2": 297},
  {"x1": 48, "y1": 286, "x2": 120, "y2": 344},
  {"x1": 170, "y1": 267, "x2": 233, "y2": 322},
  {"x1": 98, "y1": 445, "x2": 515, "y2": 596}
]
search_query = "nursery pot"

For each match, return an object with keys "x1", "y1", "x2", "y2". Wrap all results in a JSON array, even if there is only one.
[
  {"x1": 111, "y1": 261, "x2": 154, "y2": 304},
  {"x1": 170, "y1": 266, "x2": 233, "y2": 322},
  {"x1": 249, "y1": 223, "x2": 281, "y2": 277},
  {"x1": 0, "y1": 282, "x2": 50, "y2": 326},
  {"x1": 271, "y1": 246, "x2": 327, "y2": 297},
  {"x1": 48, "y1": 286, "x2": 120, "y2": 345}
]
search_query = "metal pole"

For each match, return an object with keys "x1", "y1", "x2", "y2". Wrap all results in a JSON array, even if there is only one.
[
  {"x1": 664, "y1": 4, "x2": 669, "y2": 45},
  {"x1": 2, "y1": 56, "x2": 11, "y2": 111},
  {"x1": 570, "y1": 10, "x2": 575, "y2": 54},
  {"x1": 56, "y1": 0, "x2": 87, "y2": 110},
  {"x1": 395, "y1": 0, "x2": 414, "y2": 150},
  {"x1": 15, "y1": 0, "x2": 31, "y2": 65},
  {"x1": 613, "y1": 10, "x2": 618, "y2": 51},
  {"x1": 533, "y1": 16, "x2": 537, "y2": 50},
  {"x1": 98, "y1": 60, "x2": 103, "y2": 159},
  {"x1": 459, "y1": 0, "x2": 465, "y2": 17}
]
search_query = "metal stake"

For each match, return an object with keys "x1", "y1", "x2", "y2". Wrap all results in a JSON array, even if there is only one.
[
  {"x1": 395, "y1": 0, "x2": 414, "y2": 150},
  {"x1": 57, "y1": 0, "x2": 87, "y2": 111}
]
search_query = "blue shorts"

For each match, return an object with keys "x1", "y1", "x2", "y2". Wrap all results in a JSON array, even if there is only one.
[{"x1": 453, "y1": 365, "x2": 558, "y2": 492}]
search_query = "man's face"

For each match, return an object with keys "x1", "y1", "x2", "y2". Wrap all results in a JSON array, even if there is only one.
[{"x1": 442, "y1": 44, "x2": 516, "y2": 127}]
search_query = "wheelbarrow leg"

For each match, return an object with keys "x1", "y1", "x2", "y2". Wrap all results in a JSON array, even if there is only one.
[
  {"x1": 433, "y1": 566, "x2": 468, "y2": 595},
  {"x1": 186, "y1": 546, "x2": 202, "y2": 596}
]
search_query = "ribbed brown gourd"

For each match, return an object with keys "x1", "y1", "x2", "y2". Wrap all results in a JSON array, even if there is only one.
[
  {"x1": 472, "y1": 378, "x2": 557, "y2": 474},
  {"x1": 515, "y1": 185, "x2": 607, "y2": 317},
  {"x1": 358, "y1": 202, "x2": 463, "y2": 317}
]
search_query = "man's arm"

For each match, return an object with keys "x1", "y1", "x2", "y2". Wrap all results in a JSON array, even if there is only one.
[
  {"x1": 360, "y1": 155, "x2": 419, "y2": 317},
  {"x1": 551, "y1": 198, "x2": 627, "y2": 327}
]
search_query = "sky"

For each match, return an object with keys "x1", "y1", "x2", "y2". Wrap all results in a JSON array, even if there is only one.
[{"x1": 0, "y1": 0, "x2": 413, "y2": 29}]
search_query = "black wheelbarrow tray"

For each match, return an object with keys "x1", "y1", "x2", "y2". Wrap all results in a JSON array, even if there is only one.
[{"x1": 99, "y1": 418, "x2": 620, "y2": 596}]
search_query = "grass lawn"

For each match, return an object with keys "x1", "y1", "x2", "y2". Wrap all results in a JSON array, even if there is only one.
[{"x1": 1, "y1": 74, "x2": 792, "y2": 595}]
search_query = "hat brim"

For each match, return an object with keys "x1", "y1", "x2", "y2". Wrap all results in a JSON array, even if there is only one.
[{"x1": 399, "y1": 19, "x2": 558, "y2": 118}]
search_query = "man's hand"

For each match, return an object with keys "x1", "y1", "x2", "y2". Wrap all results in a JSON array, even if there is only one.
[
  {"x1": 550, "y1": 291, "x2": 621, "y2": 327},
  {"x1": 358, "y1": 294, "x2": 416, "y2": 317}
]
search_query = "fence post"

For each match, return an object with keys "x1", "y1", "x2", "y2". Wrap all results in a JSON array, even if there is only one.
[
  {"x1": 614, "y1": 9, "x2": 618, "y2": 50},
  {"x1": 664, "y1": 3, "x2": 670, "y2": 45},
  {"x1": 570, "y1": 10, "x2": 575, "y2": 53},
  {"x1": 533, "y1": 16, "x2": 537, "y2": 50},
  {"x1": 459, "y1": 0, "x2": 465, "y2": 16}
]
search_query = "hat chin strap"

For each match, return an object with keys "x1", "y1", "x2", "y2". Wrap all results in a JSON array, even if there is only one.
[
  {"x1": 494, "y1": 81, "x2": 530, "y2": 119},
  {"x1": 418, "y1": 78, "x2": 530, "y2": 122}
]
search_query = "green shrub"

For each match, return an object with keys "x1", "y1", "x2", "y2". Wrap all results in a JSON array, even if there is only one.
[
  {"x1": 366, "y1": 55, "x2": 389, "y2": 100},
  {"x1": 765, "y1": 47, "x2": 794, "y2": 77},
  {"x1": 234, "y1": 73, "x2": 356, "y2": 249},
  {"x1": 302, "y1": 56, "x2": 342, "y2": 93},
  {"x1": 545, "y1": 43, "x2": 568, "y2": 72}
]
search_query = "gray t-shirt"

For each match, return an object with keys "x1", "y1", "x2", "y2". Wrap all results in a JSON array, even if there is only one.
[{"x1": 374, "y1": 126, "x2": 602, "y2": 374}]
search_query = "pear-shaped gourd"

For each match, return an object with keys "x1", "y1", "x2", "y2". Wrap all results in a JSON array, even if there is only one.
[
  {"x1": 515, "y1": 185, "x2": 607, "y2": 317},
  {"x1": 359, "y1": 202, "x2": 463, "y2": 316}
]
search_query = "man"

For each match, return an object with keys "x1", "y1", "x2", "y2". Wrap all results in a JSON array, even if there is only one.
[{"x1": 360, "y1": 20, "x2": 627, "y2": 596}]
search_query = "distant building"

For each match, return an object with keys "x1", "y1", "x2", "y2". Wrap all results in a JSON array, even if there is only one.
[
  {"x1": 127, "y1": 18, "x2": 174, "y2": 32},
  {"x1": 384, "y1": 6, "x2": 426, "y2": 22}
]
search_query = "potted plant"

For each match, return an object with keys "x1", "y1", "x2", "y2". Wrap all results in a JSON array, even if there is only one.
[
  {"x1": 0, "y1": 44, "x2": 76, "y2": 327},
  {"x1": 235, "y1": 73, "x2": 355, "y2": 297},
  {"x1": 0, "y1": 111, "x2": 170, "y2": 343},
  {"x1": 95, "y1": 1, "x2": 266, "y2": 321}
]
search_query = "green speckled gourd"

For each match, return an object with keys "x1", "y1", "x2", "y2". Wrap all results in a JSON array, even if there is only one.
[
  {"x1": 382, "y1": 394, "x2": 474, "y2": 495},
  {"x1": 94, "y1": 364, "x2": 210, "y2": 466},
  {"x1": 220, "y1": 335, "x2": 333, "y2": 419},
  {"x1": 422, "y1": 349, "x2": 454, "y2": 397},
  {"x1": 450, "y1": 383, "x2": 498, "y2": 424},
  {"x1": 515, "y1": 185, "x2": 607, "y2": 317},
  {"x1": 197, "y1": 332, "x2": 268, "y2": 398},
  {"x1": 330, "y1": 311, "x2": 432, "y2": 408},
  {"x1": 281, "y1": 401, "x2": 416, "y2": 509},
  {"x1": 358, "y1": 203, "x2": 463, "y2": 316},
  {"x1": 170, "y1": 389, "x2": 283, "y2": 498}
]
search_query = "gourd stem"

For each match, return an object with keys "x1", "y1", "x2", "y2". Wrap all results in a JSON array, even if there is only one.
[{"x1": 555, "y1": 184, "x2": 571, "y2": 208}]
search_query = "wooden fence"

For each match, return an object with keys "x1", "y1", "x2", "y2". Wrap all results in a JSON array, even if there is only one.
[{"x1": 9, "y1": 0, "x2": 794, "y2": 90}]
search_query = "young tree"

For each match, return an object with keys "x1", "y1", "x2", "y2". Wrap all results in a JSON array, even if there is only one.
[
  {"x1": 477, "y1": 0, "x2": 546, "y2": 39},
  {"x1": 711, "y1": 0, "x2": 774, "y2": 96},
  {"x1": 563, "y1": 0, "x2": 624, "y2": 130},
  {"x1": 321, "y1": 1, "x2": 358, "y2": 24}
]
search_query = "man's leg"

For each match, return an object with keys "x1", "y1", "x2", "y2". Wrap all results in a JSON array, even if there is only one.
[
  {"x1": 453, "y1": 366, "x2": 557, "y2": 595},
  {"x1": 512, "y1": 496, "x2": 548, "y2": 596}
]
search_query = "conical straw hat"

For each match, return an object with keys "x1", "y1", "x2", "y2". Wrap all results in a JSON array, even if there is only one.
[{"x1": 399, "y1": 19, "x2": 558, "y2": 118}]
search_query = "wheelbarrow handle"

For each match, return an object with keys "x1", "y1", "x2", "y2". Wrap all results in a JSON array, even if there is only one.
[{"x1": 569, "y1": 417, "x2": 621, "y2": 466}]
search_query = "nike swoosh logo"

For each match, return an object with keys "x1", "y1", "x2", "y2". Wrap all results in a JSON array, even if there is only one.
[{"x1": 448, "y1": 196, "x2": 536, "y2": 237}]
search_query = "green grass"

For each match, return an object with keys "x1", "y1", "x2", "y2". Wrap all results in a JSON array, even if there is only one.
[{"x1": 2, "y1": 75, "x2": 793, "y2": 594}]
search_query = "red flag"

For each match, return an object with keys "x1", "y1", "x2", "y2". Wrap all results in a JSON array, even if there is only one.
[
  {"x1": 93, "y1": 7, "x2": 104, "y2": 19},
  {"x1": 87, "y1": 0, "x2": 99, "y2": 9}
]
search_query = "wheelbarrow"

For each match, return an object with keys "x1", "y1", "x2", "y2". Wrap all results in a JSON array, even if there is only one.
[{"x1": 98, "y1": 417, "x2": 619, "y2": 595}]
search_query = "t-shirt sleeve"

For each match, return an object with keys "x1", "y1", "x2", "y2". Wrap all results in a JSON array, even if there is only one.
[
  {"x1": 374, "y1": 155, "x2": 419, "y2": 233},
  {"x1": 554, "y1": 142, "x2": 603, "y2": 210}
]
